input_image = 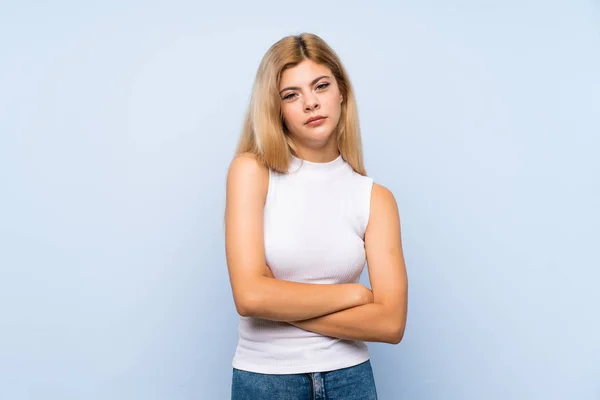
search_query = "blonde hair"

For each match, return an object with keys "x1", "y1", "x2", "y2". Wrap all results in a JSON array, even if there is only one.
[{"x1": 235, "y1": 33, "x2": 367, "y2": 176}]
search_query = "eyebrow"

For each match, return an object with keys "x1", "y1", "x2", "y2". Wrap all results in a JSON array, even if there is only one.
[{"x1": 279, "y1": 75, "x2": 331, "y2": 95}]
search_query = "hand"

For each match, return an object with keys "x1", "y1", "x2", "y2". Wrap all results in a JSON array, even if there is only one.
[
  {"x1": 290, "y1": 285, "x2": 374, "y2": 329},
  {"x1": 358, "y1": 284, "x2": 374, "y2": 305},
  {"x1": 264, "y1": 264, "x2": 274, "y2": 278}
]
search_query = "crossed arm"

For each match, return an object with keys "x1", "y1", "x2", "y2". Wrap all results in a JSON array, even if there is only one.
[
  {"x1": 225, "y1": 154, "x2": 408, "y2": 344},
  {"x1": 264, "y1": 184, "x2": 407, "y2": 344}
]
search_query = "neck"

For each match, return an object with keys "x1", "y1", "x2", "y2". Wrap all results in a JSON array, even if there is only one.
[{"x1": 290, "y1": 136, "x2": 340, "y2": 163}]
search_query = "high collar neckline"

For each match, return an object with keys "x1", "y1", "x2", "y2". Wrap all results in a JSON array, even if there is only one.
[{"x1": 289, "y1": 154, "x2": 345, "y2": 173}]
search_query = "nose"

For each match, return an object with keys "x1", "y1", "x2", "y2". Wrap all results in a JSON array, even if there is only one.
[{"x1": 304, "y1": 94, "x2": 320, "y2": 111}]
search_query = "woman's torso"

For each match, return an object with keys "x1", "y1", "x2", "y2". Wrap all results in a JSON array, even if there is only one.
[{"x1": 232, "y1": 155, "x2": 374, "y2": 374}]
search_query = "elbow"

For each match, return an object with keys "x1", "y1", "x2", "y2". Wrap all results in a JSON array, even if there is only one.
[
  {"x1": 385, "y1": 319, "x2": 406, "y2": 345},
  {"x1": 236, "y1": 302, "x2": 252, "y2": 317},
  {"x1": 233, "y1": 277, "x2": 266, "y2": 317},
  {"x1": 235, "y1": 291, "x2": 261, "y2": 317},
  {"x1": 386, "y1": 328, "x2": 405, "y2": 345}
]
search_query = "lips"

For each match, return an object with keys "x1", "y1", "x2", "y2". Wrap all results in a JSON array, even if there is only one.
[{"x1": 305, "y1": 116, "x2": 326, "y2": 125}]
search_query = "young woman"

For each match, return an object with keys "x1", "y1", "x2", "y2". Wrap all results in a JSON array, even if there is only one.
[{"x1": 225, "y1": 32, "x2": 408, "y2": 399}]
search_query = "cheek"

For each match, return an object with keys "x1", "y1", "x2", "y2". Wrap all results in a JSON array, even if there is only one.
[
  {"x1": 324, "y1": 98, "x2": 342, "y2": 120},
  {"x1": 324, "y1": 91, "x2": 341, "y2": 111},
  {"x1": 282, "y1": 107, "x2": 303, "y2": 127}
]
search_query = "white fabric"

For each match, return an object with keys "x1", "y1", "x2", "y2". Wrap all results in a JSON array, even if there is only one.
[{"x1": 232, "y1": 154, "x2": 374, "y2": 374}]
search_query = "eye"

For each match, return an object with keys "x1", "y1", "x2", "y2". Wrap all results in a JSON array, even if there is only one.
[
  {"x1": 282, "y1": 92, "x2": 297, "y2": 100},
  {"x1": 316, "y1": 82, "x2": 330, "y2": 90}
]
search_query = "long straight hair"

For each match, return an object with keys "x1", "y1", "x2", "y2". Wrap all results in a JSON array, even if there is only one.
[{"x1": 235, "y1": 33, "x2": 367, "y2": 176}]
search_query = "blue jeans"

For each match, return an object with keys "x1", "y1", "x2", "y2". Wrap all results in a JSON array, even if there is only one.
[{"x1": 231, "y1": 360, "x2": 378, "y2": 399}]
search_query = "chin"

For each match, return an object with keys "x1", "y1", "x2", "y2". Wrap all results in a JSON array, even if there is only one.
[
  {"x1": 303, "y1": 131, "x2": 336, "y2": 146},
  {"x1": 289, "y1": 123, "x2": 337, "y2": 145}
]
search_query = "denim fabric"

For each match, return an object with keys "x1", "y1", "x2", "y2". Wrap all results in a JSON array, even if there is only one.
[{"x1": 231, "y1": 360, "x2": 378, "y2": 399}]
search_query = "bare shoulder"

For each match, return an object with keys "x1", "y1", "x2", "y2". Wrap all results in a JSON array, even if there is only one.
[
  {"x1": 371, "y1": 183, "x2": 398, "y2": 211},
  {"x1": 228, "y1": 152, "x2": 268, "y2": 178},
  {"x1": 368, "y1": 183, "x2": 400, "y2": 228},
  {"x1": 227, "y1": 152, "x2": 269, "y2": 197}
]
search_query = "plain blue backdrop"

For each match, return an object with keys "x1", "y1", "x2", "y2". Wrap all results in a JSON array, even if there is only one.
[{"x1": 1, "y1": 1, "x2": 599, "y2": 399}]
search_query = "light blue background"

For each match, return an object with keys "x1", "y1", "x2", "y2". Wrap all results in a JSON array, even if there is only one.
[{"x1": 1, "y1": 1, "x2": 599, "y2": 399}]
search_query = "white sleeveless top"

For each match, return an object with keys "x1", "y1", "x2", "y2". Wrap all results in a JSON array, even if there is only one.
[{"x1": 231, "y1": 154, "x2": 374, "y2": 374}]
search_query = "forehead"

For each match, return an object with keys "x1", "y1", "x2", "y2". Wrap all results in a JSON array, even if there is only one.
[{"x1": 279, "y1": 59, "x2": 333, "y2": 87}]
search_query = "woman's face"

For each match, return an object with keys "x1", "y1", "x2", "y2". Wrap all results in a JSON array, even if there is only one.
[{"x1": 279, "y1": 59, "x2": 343, "y2": 150}]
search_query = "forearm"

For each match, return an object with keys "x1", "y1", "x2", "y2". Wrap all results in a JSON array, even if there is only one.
[
  {"x1": 289, "y1": 302, "x2": 405, "y2": 344},
  {"x1": 242, "y1": 277, "x2": 370, "y2": 322}
]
